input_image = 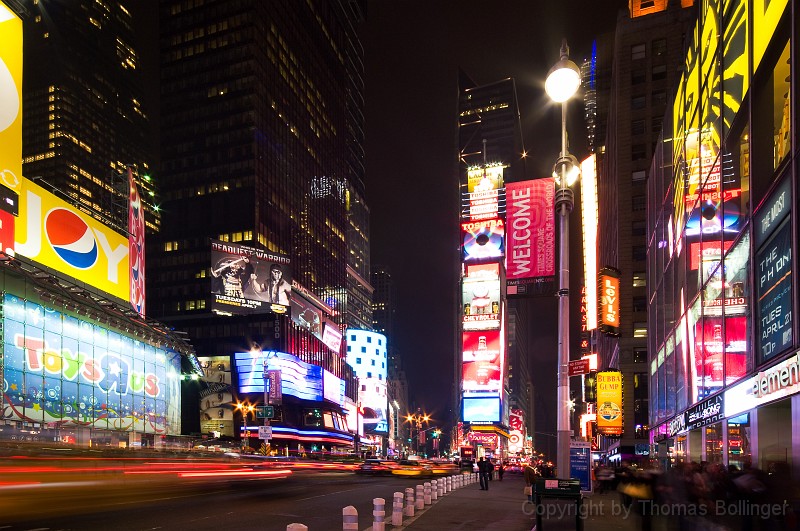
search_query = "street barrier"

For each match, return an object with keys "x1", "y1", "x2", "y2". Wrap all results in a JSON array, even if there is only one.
[
  {"x1": 431, "y1": 479, "x2": 438, "y2": 501},
  {"x1": 423, "y1": 482, "x2": 432, "y2": 505},
  {"x1": 342, "y1": 505, "x2": 358, "y2": 531},
  {"x1": 372, "y1": 497, "x2": 385, "y2": 531},
  {"x1": 415, "y1": 484, "x2": 424, "y2": 510},
  {"x1": 404, "y1": 487, "x2": 415, "y2": 517},
  {"x1": 392, "y1": 491, "x2": 404, "y2": 526}
]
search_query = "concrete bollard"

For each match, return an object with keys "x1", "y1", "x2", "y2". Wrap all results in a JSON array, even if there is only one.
[
  {"x1": 372, "y1": 497, "x2": 385, "y2": 531},
  {"x1": 415, "y1": 485, "x2": 424, "y2": 510},
  {"x1": 404, "y1": 487, "x2": 415, "y2": 517},
  {"x1": 431, "y1": 479, "x2": 438, "y2": 501},
  {"x1": 438, "y1": 478, "x2": 444, "y2": 497},
  {"x1": 445, "y1": 476, "x2": 451, "y2": 493},
  {"x1": 287, "y1": 525, "x2": 308, "y2": 531},
  {"x1": 392, "y1": 491, "x2": 404, "y2": 526},
  {"x1": 343, "y1": 505, "x2": 358, "y2": 531}
]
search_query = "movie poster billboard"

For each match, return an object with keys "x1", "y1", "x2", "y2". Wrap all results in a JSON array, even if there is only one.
[
  {"x1": 463, "y1": 263, "x2": 501, "y2": 330},
  {"x1": 462, "y1": 218, "x2": 504, "y2": 262},
  {"x1": 462, "y1": 330, "x2": 501, "y2": 395},
  {"x1": 128, "y1": 167, "x2": 146, "y2": 317},
  {"x1": 198, "y1": 356, "x2": 234, "y2": 437},
  {"x1": 505, "y1": 178, "x2": 555, "y2": 297},
  {"x1": 466, "y1": 165, "x2": 505, "y2": 193},
  {"x1": 210, "y1": 239, "x2": 291, "y2": 315}
]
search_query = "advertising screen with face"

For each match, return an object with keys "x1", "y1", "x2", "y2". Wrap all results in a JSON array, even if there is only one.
[
  {"x1": 462, "y1": 330, "x2": 501, "y2": 395},
  {"x1": 463, "y1": 263, "x2": 501, "y2": 330},
  {"x1": 198, "y1": 356, "x2": 234, "y2": 436},
  {"x1": 211, "y1": 239, "x2": 291, "y2": 315},
  {"x1": 462, "y1": 218, "x2": 504, "y2": 262}
]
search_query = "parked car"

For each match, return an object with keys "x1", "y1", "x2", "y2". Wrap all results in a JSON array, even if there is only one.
[{"x1": 356, "y1": 459, "x2": 398, "y2": 476}]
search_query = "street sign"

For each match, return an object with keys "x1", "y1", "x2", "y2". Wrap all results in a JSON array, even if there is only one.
[
  {"x1": 568, "y1": 358, "x2": 591, "y2": 377},
  {"x1": 258, "y1": 426, "x2": 272, "y2": 440},
  {"x1": 255, "y1": 406, "x2": 274, "y2": 419}
]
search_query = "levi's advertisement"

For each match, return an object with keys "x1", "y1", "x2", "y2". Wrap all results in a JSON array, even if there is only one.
[
  {"x1": 1, "y1": 294, "x2": 182, "y2": 434},
  {"x1": 462, "y1": 330, "x2": 501, "y2": 395}
]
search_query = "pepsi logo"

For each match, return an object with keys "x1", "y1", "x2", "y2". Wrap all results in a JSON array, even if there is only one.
[{"x1": 45, "y1": 208, "x2": 98, "y2": 269}]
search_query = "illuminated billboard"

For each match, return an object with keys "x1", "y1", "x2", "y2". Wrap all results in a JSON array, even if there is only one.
[
  {"x1": 0, "y1": 2, "x2": 22, "y2": 200},
  {"x1": 211, "y1": 239, "x2": 291, "y2": 315},
  {"x1": 15, "y1": 177, "x2": 131, "y2": 302},
  {"x1": 463, "y1": 397, "x2": 500, "y2": 423},
  {"x1": 598, "y1": 267, "x2": 621, "y2": 336},
  {"x1": 596, "y1": 371, "x2": 623, "y2": 436},
  {"x1": 692, "y1": 316, "x2": 747, "y2": 398},
  {"x1": 234, "y1": 350, "x2": 323, "y2": 402},
  {"x1": 580, "y1": 156, "x2": 598, "y2": 329},
  {"x1": 2, "y1": 293, "x2": 182, "y2": 434},
  {"x1": 345, "y1": 330, "x2": 388, "y2": 434},
  {"x1": 323, "y1": 369, "x2": 345, "y2": 407},
  {"x1": 466, "y1": 165, "x2": 504, "y2": 193},
  {"x1": 462, "y1": 330, "x2": 501, "y2": 395},
  {"x1": 462, "y1": 218, "x2": 504, "y2": 262},
  {"x1": 462, "y1": 263, "x2": 501, "y2": 330},
  {"x1": 128, "y1": 167, "x2": 146, "y2": 317},
  {"x1": 198, "y1": 356, "x2": 234, "y2": 437},
  {"x1": 505, "y1": 178, "x2": 555, "y2": 297}
]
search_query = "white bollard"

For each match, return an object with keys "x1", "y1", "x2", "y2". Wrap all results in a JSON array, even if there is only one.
[
  {"x1": 392, "y1": 491, "x2": 404, "y2": 526},
  {"x1": 438, "y1": 478, "x2": 444, "y2": 497},
  {"x1": 372, "y1": 497, "x2": 385, "y2": 531},
  {"x1": 287, "y1": 525, "x2": 308, "y2": 531},
  {"x1": 431, "y1": 479, "x2": 438, "y2": 501},
  {"x1": 445, "y1": 476, "x2": 451, "y2": 493},
  {"x1": 343, "y1": 505, "x2": 358, "y2": 531},
  {"x1": 415, "y1": 485, "x2": 424, "y2": 510},
  {"x1": 404, "y1": 487, "x2": 415, "y2": 517}
]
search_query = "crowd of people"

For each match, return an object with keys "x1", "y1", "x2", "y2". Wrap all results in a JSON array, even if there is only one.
[{"x1": 594, "y1": 460, "x2": 799, "y2": 530}]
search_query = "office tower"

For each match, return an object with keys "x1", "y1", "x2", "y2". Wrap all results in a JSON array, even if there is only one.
[
  {"x1": 150, "y1": 1, "x2": 365, "y2": 447},
  {"x1": 647, "y1": 0, "x2": 798, "y2": 474},
  {"x1": 594, "y1": 1, "x2": 695, "y2": 463},
  {"x1": 21, "y1": 0, "x2": 158, "y2": 232}
]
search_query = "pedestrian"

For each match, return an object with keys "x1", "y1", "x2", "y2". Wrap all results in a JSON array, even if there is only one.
[
  {"x1": 498, "y1": 461, "x2": 505, "y2": 481},
  {"x1": 477, "y1": 456, "x2": 490, "y2": 490},
  {"x1": 524, "y1": 462, "x2": 537, "y2": 502},
  {"x1": 487, "y1": 457, "x2": 495, "y2": 481}
]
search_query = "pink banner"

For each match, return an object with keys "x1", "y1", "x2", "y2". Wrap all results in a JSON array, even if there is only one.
[
  {"x1": 505, "y1": 178, "x2": 555, "y2": 297},
  {"x1": 128, "y1": 167, "x2": 146, "y2": 316}
]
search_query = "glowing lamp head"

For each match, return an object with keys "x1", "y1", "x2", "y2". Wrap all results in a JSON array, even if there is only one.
[
  {"x1": 545, "y1": 41, "x2": 581, "y2": 103},
  {"x1": 552, "y1": 154, "x2": 581, "y2": 187}
]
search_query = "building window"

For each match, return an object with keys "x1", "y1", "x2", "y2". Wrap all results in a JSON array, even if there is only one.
[
  {"x1": 633, "y1": 322, "x2": 648, "y2": 338},
  {"x1": 371, "y1": 359, "x2": 375, "y2": 366},
  {"x1": 652, "y1": 90, "x2": 666, "y2": 106},
  {"x1": 633, "y1": 296, "x2": 647, "y2": 313},
  {"x1": 356, "y1": 357, "x2": 361, "y2": 364},
  {"x1": 632, "y1": 43, "x2": 646, "y2": 60},
  {"x1": 652, "y1": 64, "x2": 667, "y2": 81},
  {"x1": 633, "y1": 272, "x2": 646, "y2": 288},
  {"x1": 652, "y1": 38, "x2": 666, "y2": 57},
  {"x1": 633, "y1": 348, "x2": 647, "y2": 363},
  {"x1": 632, "y1": 170, "x2": 646, "y2": 181},
  {"x1": 651, "y1": 116, "x2": 663, "y2": 134},
  {"x1": 367, "y1": 372, "x2": 372, "y2": 378},
  {"x1": 632, "y1": 68, "x2": 646, "y2": 85},
  {"x1": 633, "y1": 245, "x2": 647, "y2": 261},
  {"x1": 631, "y1": 95, "x2": 646, "y2": 110},
  {"x1": 631, "y1": 120, "x2": 646, "y2": 135},
  {"x1": 632, "y1": 144, "x2": 647, "y2": 160}
]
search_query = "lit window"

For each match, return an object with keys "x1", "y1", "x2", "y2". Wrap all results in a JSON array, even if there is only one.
[
  {"x1": 631, "y1": 43, "x2": 646, "y2": 60},
  {"x1": 633, "y1": 322, "x2": 648, "y2": 338},
  {"x1": 633, "y1": 273, "x2": 646, "y2": 288}
]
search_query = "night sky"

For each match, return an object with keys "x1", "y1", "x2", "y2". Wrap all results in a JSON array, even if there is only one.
[{"x1": 359, "y1": 1, "x2": 624, "y2": 436}]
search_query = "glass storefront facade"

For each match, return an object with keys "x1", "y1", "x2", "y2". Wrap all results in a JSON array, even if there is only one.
[{"x1": 646, "y1": 0, "x2": 797, "y2": 476}]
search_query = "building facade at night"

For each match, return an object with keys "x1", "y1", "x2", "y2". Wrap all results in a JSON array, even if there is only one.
[
  {"x1": 456, "y1": 74, "x2": 538, "y2": 460},
  {"x1": 646, "y1": 0, "x2": 798, "y2": 478},
  {"x1": 20, "y1": 0, "x2": 159, "y2": 233},
  {"x1": 0, "y1": 0, "x2": 196, "y2": 449},
  {"x1": 591, "y1": 0, "x2": 695, "y2": 464},
  {"x1": 149, "y1": 0, "x2": 366, "y2": 453}
]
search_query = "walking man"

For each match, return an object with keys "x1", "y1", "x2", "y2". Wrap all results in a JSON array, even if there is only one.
[{"x1": 478, "y1": 456, "x2": 490, "y2": 490}]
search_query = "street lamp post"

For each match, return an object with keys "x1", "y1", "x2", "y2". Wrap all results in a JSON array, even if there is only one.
[
  {"x1": 236, "y1": 402, "x2": 255, "y2": 452},
  {"x1": 545, "y1": 38, "x2": 581, "y2": 480},
  {"x1": 405, "y1": 410, "x2": 430, "y2": 457}
]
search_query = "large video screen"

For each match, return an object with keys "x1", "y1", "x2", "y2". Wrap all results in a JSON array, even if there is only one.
[
  {"x1": 463, "y1": 397, "x2": 500, "y2": 423},
  {"x1": 462, "y1": 218, "x2": 504, "y2": 262},
  {"x1": 234, "y1": 350, "x2": 323, "y2": 402},
  {"x1": 2, "y1": 293, "x2": 182, "y2": 434},
  {"x1": 462, "y1": 330, "x2": 501, "y2": 395},
  {"x1": 463, "y1": 263, "x2": 501, "y2": 330},
  {"x1": 211, "y1": 240, "x2": 292, "y2": 315}
]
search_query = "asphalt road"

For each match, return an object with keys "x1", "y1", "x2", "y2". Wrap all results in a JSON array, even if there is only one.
[{"x1": 0, "y1": 466, "x2": 435, "y2": 530}]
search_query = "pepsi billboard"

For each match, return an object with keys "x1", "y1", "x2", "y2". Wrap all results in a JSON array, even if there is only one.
[{"x1": 13, "y1": 177, "x2": 131, "y2": 302}]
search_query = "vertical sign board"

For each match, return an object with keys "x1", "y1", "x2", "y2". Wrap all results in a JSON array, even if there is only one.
[
  {"x1": 596, "y1": 371, "x2": 623, "y2": 436},
  {"x1": 754, "y1": 176, "x2": 792, "y2": 363},
  {"x1": 569, "y1": 441, "x2": 593, "y2": 493},
  {"x1": 598, "y1": 267, "x2": 621, "y2": 336}
]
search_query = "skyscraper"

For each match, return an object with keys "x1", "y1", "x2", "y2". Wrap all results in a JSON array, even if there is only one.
[
  {"x1": 150, "y1": 0, "x2": 366, "y2": 442},
  {"x1": 21, "y1": 0, "x2": 158, "y2": 233}
]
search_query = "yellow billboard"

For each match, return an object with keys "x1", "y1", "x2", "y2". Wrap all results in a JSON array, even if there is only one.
[
  {"x1": 15, "y1": 178, "x2": 130, "y2": 301},
  {"x1": 0, "y1": 2, "x2": 23, "y2": 195},
  {"x1": 596, "y1": 371, "x2": 623, "y2": 436}
]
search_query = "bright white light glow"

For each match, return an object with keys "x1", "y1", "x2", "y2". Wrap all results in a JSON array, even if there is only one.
[{"x1": 545, "y1": 60, "x2": 581, "y2": 103}]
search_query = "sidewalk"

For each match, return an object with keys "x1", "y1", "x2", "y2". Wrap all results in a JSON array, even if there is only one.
[{"x1": 392, "y1": 474, "x2": 643, "y2": 531}]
